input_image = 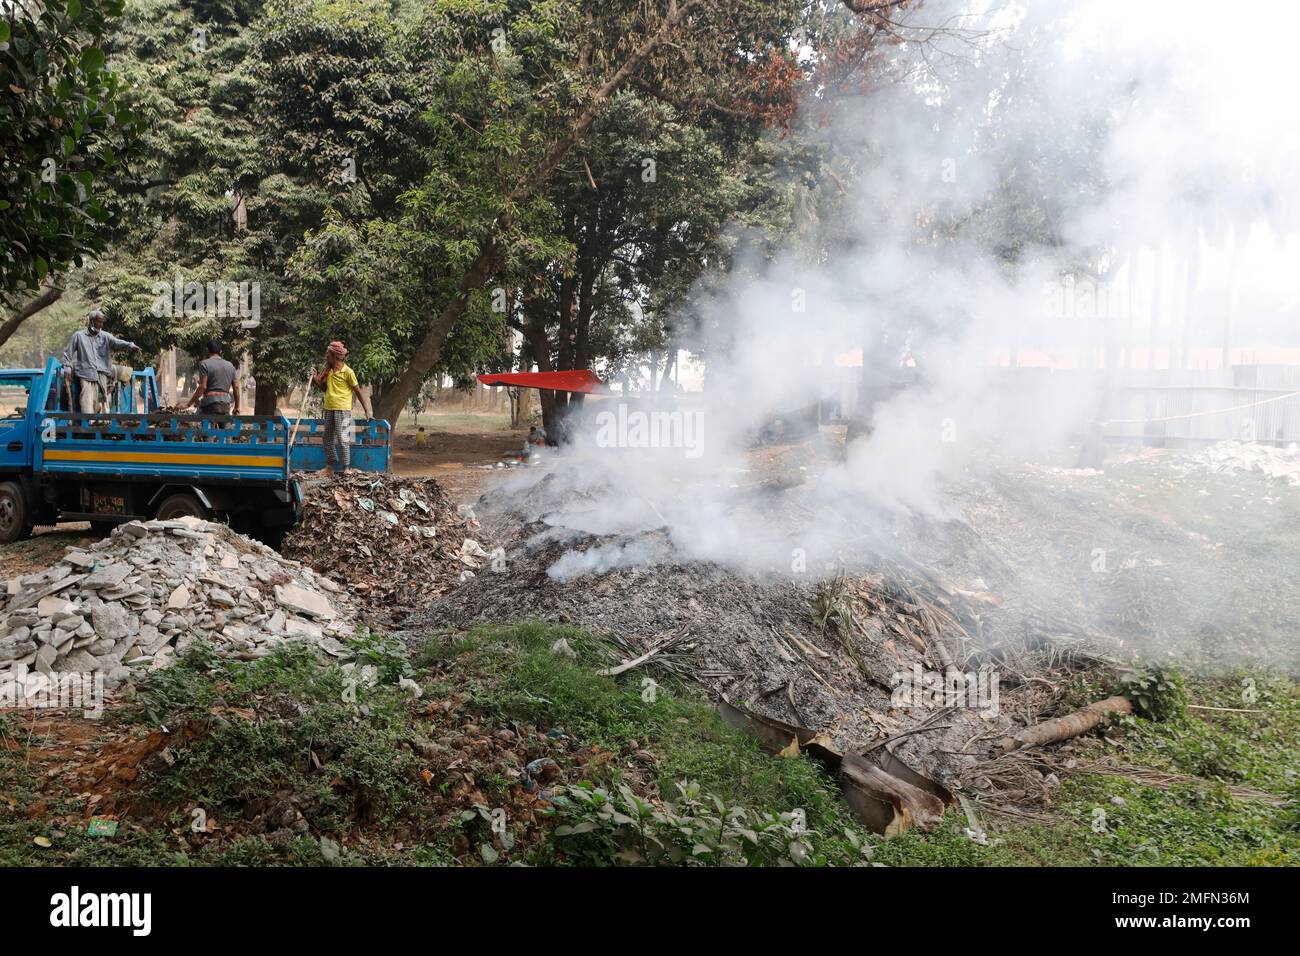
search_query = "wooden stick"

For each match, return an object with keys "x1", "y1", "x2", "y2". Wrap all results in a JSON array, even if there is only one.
[
  {"x1": 1187, "y1": 704, "x2": 1265, "y2": 714},
  {"x1": 288, "y1": 368, "x2": 315, "y2": 448},
  {"x1": 596, "y1": 643, "x2": 663, "y2": 677}
]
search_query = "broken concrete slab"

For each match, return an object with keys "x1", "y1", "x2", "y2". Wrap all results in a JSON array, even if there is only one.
[
  {"x1": 81, "y1": 563, "x2": 132, "y2": 589},
  {"x1": 37, "y1": 596, "x2": 77, "y2": 618},
  {"x1": 274, "y1": 584, "x2": 334, "y2": 620}
]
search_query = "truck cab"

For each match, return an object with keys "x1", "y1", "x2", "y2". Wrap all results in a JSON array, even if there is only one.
[{"x1": 0, "y1": 371, "x2": 39, "y2": 475}]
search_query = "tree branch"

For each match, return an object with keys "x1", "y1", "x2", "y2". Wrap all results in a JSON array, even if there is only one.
[{"x1": 0, "y1": 286, "x2": 64, "y2": 352}]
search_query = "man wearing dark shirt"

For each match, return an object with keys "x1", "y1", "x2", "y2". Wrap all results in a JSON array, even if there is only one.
[{"x1": 186, "y1": 340, "x2": 240, "y2": 416}]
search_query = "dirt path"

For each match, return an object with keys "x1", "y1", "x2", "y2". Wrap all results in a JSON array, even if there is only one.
[
  {"x1": 389, "y1": 412, "x2": 526, "y2": 501},
  {"x1": 0, "y1": 524, "x2": 95, "y2": 580}
]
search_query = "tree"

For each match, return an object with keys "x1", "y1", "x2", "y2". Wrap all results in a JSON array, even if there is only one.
[
  {"x1": 372, "y1": 0, "x2": 824, "y2": 422},
  {"x1": 0, "y1": 0, "x2": 143, "y2": 296},
  {"x1": 83, "y1": 0, "x2": 424, "y2": 411}
]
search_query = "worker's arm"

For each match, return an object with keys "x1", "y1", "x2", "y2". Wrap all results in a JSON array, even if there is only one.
[
  {"x1": 186, "y1": 375, "x2": 208, "y2": 409},
  {"x1": 103, "y1": 332, "x2": 142, "y2": 353},
  {"x1": 233, "y1": 378, "x2": 242, "y2": 414},
  {"x1": 351, "y1": 384, "x2": 372, "y2": 419},
  {"x1": 310, "y1": 367, "x2": 330, "y2": 389}
]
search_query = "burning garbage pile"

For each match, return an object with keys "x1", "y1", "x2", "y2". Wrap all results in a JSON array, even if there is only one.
[
  {"x1": 429, "y1": 479, "x2": 1048, "y2": 780},
  {"x1": 416, "y1": 456, "x2": 1131, "y2": 833},
  {"x1": 0, "y1": 518, "x2": 358, "y2": 689},
  {"x1": 282, "y1": 473, "x2": 504, "y2": 619}
]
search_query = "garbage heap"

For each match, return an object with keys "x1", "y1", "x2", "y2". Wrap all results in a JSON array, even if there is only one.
[
  {"x1": 0, "y1": 517, "x2": 358, "y2": 688},
  {"x1": 282, "y1": 472, "x2": 503, "y2": 619},
  {"x1": 1176, "y1": 440, "x2": 1300, "y2": 486}
]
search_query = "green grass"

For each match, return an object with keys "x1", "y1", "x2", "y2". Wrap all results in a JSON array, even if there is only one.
[
  {"x1": 2, "y1": 626, "x2": 874, "y2": 866},
  {"x1": 5, "y1": 622, "x2": 1296, "y2": 866},
  {"x1": 417, "y1": 622, "x2": 873, "y2": 864}
]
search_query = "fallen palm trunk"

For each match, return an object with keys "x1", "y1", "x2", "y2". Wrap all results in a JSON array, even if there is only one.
[
  {"x1": 995, "y1": 695, "x2": 1132, "y2": 754},
  {"x1": 840, "y1": 752, "x2": 947, "y2": 838},
  {"x1": 718, "y1": 697, "x2": 949, "y2": 837},
  {"x1": 717, "y1": 696, "x2": 841, "y2": 767},
  {"x1": 873, "y1": 746, "x2": 953, "y2": 807}
]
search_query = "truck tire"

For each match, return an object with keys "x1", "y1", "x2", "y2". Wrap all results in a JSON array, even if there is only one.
[
  {"x1": 155, "y1": 492, "x2": 212, "y2": 522},
  {"x1": 0, "y1": 481, "x2": 32, "y2": 544}
]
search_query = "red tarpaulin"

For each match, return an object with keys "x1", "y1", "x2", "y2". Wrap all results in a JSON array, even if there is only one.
[{"x1": 477, "y1": 370, "x2": 608, "y2": 394}]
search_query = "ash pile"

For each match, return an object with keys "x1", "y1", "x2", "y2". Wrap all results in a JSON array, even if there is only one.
[
  {"x1": 282, "y1": 473, "x2": 503, "y2": 619},
  {"x1": 425, "y1": 482, "x2": 1033, "y2": 778},
  {"x1": 0, "y1": 517, "x2": 357, "y2": 688}
]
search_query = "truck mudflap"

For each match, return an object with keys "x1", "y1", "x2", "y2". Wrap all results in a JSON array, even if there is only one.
[{"x1": 262, "y1": 484, "x2": 300, "y2": 528}]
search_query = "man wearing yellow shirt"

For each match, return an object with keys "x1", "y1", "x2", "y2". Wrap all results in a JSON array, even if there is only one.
[{"x1": 311, "y1": 340, "x2": 373, "y2": 473}]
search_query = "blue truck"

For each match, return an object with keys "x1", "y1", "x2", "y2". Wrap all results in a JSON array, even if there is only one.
[{"x1": 0, "y1": 357, "x2": 390, "y2": 545}]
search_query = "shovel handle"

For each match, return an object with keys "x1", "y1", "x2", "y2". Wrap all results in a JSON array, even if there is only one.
[{"x1": 288, "y1": 369, "x2": 315, "y2": 448}]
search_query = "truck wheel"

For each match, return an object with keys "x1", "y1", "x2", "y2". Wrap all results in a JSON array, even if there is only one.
[
  {"x1": 0, "y1": 482, "x2": 32, "y2": 544},
  {"x1": 155, "y1": 492, "x2": 211, "y2": 522}
]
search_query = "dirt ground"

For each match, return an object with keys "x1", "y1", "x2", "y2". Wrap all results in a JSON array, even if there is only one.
[
  {"x1": 0, "y1": 524, "x2": 95, "y2": 580},
  {"x1": 389, "y1": 411, "x2": 526, "y2": 499}
]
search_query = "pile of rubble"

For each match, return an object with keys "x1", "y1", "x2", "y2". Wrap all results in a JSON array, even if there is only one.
[
  {"x1": 1176, "y1": 440, "x2": 1300, "y2": 486},
  {"x1": 282, "y1": 473, "x2": 503, "y2": 618},
  {"x1": 0, "y1": 518, "x2": 358, "y2": 687}
]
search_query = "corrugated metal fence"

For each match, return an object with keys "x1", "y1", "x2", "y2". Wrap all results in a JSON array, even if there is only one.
[{"x1": 1105, "y1": 365, "x2": 1300, "y2": 446}]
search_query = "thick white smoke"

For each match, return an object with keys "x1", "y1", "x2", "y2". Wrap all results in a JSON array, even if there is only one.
[{"x1": 498, "y1": 0, "x2": 1300, "y2": 584}]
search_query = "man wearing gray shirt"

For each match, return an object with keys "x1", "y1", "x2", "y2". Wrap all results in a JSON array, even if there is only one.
[
  {"x1": 61, "y1": 309, "x2": 141, "y2": 413},
  {"x1": 185, "y1": 339, "x2": 241, "y2": 416}
]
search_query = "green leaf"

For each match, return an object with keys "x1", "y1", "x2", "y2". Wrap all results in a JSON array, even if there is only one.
[
  {"x1": 67, "y1": 0, "x2": 82, "y2": 20},
  {"x1": 0, "y1": 23, "x2": 9, "y2": 44},
  {"x1": 80, "y1": 47, "x2": 105, "y2": 74},
  {"x1": 35, "y1": 256, "x2": 49, "y2": 281}
]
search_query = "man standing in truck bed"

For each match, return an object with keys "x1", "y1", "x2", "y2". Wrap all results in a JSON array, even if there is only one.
[
  {"x1": 61, "y1": 309, "x2": 142, "y2": 413},
  {"x1": 185, "y1": 339, "x2": 240, "y2": 416},
  {"x1": 311, "y1": 340, "x2": 372, "y2": 473}
]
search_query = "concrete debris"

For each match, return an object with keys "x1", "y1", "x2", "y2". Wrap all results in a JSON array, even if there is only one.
[{"x1": 0, "y1": 519, "x2": 360, "y2": 685}]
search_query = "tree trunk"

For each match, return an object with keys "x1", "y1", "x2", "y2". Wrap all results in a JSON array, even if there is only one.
[
  {"x1": 1147, "y1": 242, "x2": 1164, "y2": 370},
  {"x1": 372, "y1": 0, "x2": 705, "y2": 423},
  {"x1": 254, "y1": 383, "x2": 281, "y2": 416},
  {"x1": 995, "y1": 696, "x2": 1132, "y2": 753},
  {"x1": 1222, "y1": 225, "x2": 1241, "y2": 371}
]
